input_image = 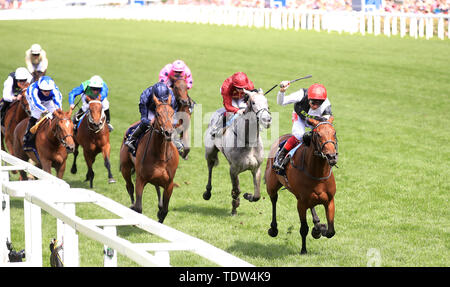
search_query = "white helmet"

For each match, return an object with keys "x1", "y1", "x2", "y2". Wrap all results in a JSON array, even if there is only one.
[
  {"x1": 15, "y1": 67, "x2": 32, "y2": 82},
  {"x1": 88, "y1": 75, "x2": 103, "y2": 89},
  {"x1": 38, "y1": 76, "x2": 55, "y2": 91},
  {"x1": 31, "y1": 44, "x2": 42, "y2": 55}
]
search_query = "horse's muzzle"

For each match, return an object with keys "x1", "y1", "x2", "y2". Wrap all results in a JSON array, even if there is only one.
[
  {"x1": 66, "y1": 145, "x2": 75, "y2": 154},
  {"x1": 326, "y1": 153, "x2": 338, "y2": 167}
]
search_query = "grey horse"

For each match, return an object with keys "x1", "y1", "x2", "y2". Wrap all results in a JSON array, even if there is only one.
[{"x1": 204, "y1": 89, "x2": 272, "y2": 215}]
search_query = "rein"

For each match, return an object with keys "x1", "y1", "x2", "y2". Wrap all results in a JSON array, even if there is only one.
[{"x1": 51, "y1": 116, "x2": 74, "y2": 148}]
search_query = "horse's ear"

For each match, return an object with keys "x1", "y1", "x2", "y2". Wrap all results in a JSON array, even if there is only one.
[
  {"x1": 69, "y1": 105, "x2": 74, "y2": 116},
  {"x1": 153, "y1": 95, "x2": 161, "y2": 106},
  {"x1": 167, "y1": 93, "x2": 172, "y2": 105},
  {"x1": 328, "y1": 116, "x2": 334, "y2": 124},
  {"x1": 308, "y1": 118, "x2": 320, "y2": 127}
]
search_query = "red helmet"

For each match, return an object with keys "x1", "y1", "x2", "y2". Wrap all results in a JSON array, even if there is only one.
[
  {"x1": 231, "y1": 72, "x2": 249, "y2": 89},
  {"x1": 307, "y1": 83, "x2": 327, "y2": 100}
]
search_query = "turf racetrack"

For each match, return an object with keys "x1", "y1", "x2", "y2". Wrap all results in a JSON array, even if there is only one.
[{"x1": 1, "y1": 19, "x2": 449, "y2": 266}]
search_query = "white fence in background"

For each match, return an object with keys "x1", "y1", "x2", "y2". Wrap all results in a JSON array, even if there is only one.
[
  {"x1": 0, "y1": 4, "x2": 449, "y2": 40},
  {"x1": 0, "y1": 150, "x2": 253, "y2": 267}
]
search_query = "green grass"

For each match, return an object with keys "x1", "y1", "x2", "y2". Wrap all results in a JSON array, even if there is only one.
[{"x1": 0, "y1": 19, "x2": 449, "y2": 267}]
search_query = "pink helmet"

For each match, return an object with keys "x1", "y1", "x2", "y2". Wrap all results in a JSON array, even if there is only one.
[
  {"x1": 307, "y1": 83, "x2": 327, "y2": 100},
  {"x1": 172, "y1": 60, "x2": 186, "y2": 72}
]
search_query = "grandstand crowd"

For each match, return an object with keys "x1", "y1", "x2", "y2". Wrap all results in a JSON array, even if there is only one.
[{"x1": 1, "y1": 0, "x2": 449, "y2": 14}]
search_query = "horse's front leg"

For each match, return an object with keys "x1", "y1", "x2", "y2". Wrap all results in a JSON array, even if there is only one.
[
  {"x1": 230, "y1": 168, "x2": 241, "y2": 216},
  {"x1": 311, "y1": 207, "x2": 327, "y2": 239},
  {"x1": 323, "y1": 197, "x2": 336, "y2": 238},
  {"x1": 157, "y1": 182, "x2": 174, "y2": 224},
  {"x1": 297, "y1": 200, "x2": 309, "y2": 255},
  {"x1": 244, "y1": 166, "x2": 261, "y2": 202},
  {"x1": 131, "y1": 176, "x2": 145, "y2": 214},
  {"x1": 70, "y1": 143, "x2": 79, "y2": 174},
  {"x1": 55, "y1": 161, "x2": 67, "y2": 179},
  {"x1": 102, "y1": 145, "x2": 116, "y2": 184},
  {"x1": 155, "y1": 185, "x2": 162, "y2": 211},
  {"x1": 84, "y1": 150, "x2": 95, "y2": 188}
]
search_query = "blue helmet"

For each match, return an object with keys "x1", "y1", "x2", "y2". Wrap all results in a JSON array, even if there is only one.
[
  {"x1": 38, "y1": 76, "x2": 56, "y2": 91},
  {"x1": 153, "y1": 82, "x2": 170, "y2": 102}
]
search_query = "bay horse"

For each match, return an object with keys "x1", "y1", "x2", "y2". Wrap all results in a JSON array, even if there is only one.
[
  {"x1": 265, "y1": 117, "x2": 338, "y2": 254},
  {"x1": 13, "y1": 109, "x2": 76, "y2": 179},
  {"x1": 204, "y1": 89, "x2": 272, "y2": 215},
  {"x1": 70, "y1": 100, "x2": 116, "y2": 188},
  {"x1": 119, "y1": 95, "x2": 179, "y2": 223},
  {"x1": 172, "y1": 79, "x2": 194, "y2": 160},
  {"x1": 1, "y1": 91, "x2": 30, "y2": 154}
]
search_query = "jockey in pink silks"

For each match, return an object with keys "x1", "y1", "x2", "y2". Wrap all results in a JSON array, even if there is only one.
[{"x1": 158, "y1": 60, "x2": 193, "y2": 90}]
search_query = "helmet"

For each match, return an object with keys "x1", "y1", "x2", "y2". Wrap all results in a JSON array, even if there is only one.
[
  {"x1": 172, "y1": 60, "x2": 186, "y2": 72},
  {"x1": 153, "y1": 82, "x2": 170, "y2": 100},
  {"x1": 38, "y1": 76, "x2": 56, "y2": 91},
  {"x1": 307, "y1": 83, "x2": 327, "y2": 100},
  {"x1": 31, "y1": 44, "x2": 42, "y2": 55},
  {"x1": 15, "y1": 67, "x2": 32, "y2": 81},
  {"x1": 88, "y1": 75, "x2": 104, "y2": 89},
  {"x1": 231, "y1": 72, "x2": 248, "y2": 89}
]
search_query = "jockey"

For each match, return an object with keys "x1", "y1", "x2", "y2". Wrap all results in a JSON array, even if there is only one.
[
  {"x1": 210, "y1": 72, "x2": 255, "y2": 136},
  {"x1": 159, "y1": 59, "x2": 193, "y2": 90},
  {"x1": 272, "y1": 82, "x2": 333, "y2": 173},
  {"x1": 124, "y1": 82, "x2": 182, "y2": 153},
  {"x1": 1, "y1": 67, "x2": 33, "y2": 126},
  {"x1": 68, "y1": 75, "x2": 113, "y2": 132},
  {"x1": 25, "y1": 44, "x2": 48, "y2": 80},
  {"x1": 23, "y1": 76, "x2": 63, "y2": 150}
]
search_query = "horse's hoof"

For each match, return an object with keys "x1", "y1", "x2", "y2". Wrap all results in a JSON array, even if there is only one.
[
  {"x1": 311, "y1": 227, "x2": 322, "y2": 239},
  {"x1": 157, "y1": 210, "x2": 167, "y2": 223},
  {"x1": 300, "y1": 249, "x2": 307, "y2": 255},
  {"x1": 203, "y1": 191, "x2": 211, "y2": 200},
  {"x1": 71, "y1": 166, "x2": 77, "y2": 174},
  {"x1": 243, "y1": 193, "x2": 260, "y2": 202},
  {"x1": 325, "y1": 230, "x2": 335, "y2": 239},
  {"x1": 268, "y1": 228, "x2": 278, "y2": 237},
  {"x1": 108, "y1": 178, "x2": 116, "y2": 184},
  {"x1": 130, "y1": 205, "x2": 142, "y2": 214}
]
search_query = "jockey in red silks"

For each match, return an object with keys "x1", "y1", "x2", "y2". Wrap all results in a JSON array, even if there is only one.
[
  {"x1": 159, "y1": 59, "x2": 193, "y2": 90},
  {"x1": 210, "y1": 72, "x2": 255, "y2": 136},
  {"x1": 273, "y1": 82, "x2": 333, "y2": 173}
]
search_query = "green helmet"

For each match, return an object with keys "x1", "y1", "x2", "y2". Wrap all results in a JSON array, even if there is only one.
[{"x1": 88, "y1": 75, "x2": 103, "y2": 89}]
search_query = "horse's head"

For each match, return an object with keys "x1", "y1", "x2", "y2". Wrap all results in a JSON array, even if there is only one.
[
  {"x1": 20, "y1": 94, "x2": 31, "y2": 116},
  {"x1": 52, "y1": 109, "x2": 75, "y2": 153},
  {"x1": 244, "y1": 89, "x2": 272, "y2": 129},
  {"x1": 308, "y1": 117, "x2": 338, "y2": 167},
  {"x1": 172, "y1": 79, "x2": 193, "y2": 112},
  {"x1": 153, "y1": 95, "x2": 175, "y2": 141},
  {"x1": 87, "y1": 100, "x2": 106, "y2": 133}
]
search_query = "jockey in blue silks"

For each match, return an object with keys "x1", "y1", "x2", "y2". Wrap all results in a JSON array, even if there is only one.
[
  {"x1": 124, "y1": 82, "x2": 183, "y2": 153},
  {"x1": 23, "y1": 76, "x2": 63, "y2": 150}
]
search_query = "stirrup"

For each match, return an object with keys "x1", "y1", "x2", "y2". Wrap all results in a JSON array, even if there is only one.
[
  {"x1": 107, "y1": 123, "x2": 114, "y2": 132},
  {"x1": 173, "y1": 139, "x2": 184, "y2": 155}
]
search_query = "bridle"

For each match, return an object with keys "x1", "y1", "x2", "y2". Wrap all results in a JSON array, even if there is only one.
[
  {"x1": 51, "y1": 116, "x2": 74, "y2": 149},
  {"x1": 311, "y1": 121, "x2": 338, "y2": 159},
  {"x1": 86, "y1": 100, "x2": 106, "y2": 133}
]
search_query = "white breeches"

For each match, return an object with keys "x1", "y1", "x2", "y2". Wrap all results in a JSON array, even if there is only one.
[
  {"x1": 29, "y1": 100, "x2": 59, "y2": 119},
  {"x1": 81, "y1": 96, "x2": 109, "y2": 112}
]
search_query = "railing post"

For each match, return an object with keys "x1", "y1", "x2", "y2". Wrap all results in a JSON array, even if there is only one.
[
  {"x1": 24, "y1": 199, "x2": 42, "y2": 266},
  {"x1": 56, "y1": 202, "x2": 79, "y2": 267},
  {"x1": 0, "y1": 193, "x2": 11, "y2": 264},
  {"x1": 103, "y1": 226, "x2": 117, "y2": 267}
]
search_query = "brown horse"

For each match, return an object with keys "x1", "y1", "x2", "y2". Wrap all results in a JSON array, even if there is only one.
[
  {"x1": 172, "y1": 79, "x2": 194, "y2": 160},
  {"x1": 70, "y1": 100, "x2": 115, "y2": 188},
  {"x1": 119, "y1": 95, "x2": 179, "y2": 223},
  {"x1": 13, "y1": 109, "x2": 76, "y2": 179},
  {"x1": 265, "y1": 117, "x2": 338, "y2": 254},
  {"x1": 1, "y1": 92, "x2": 30, "y2": 153}
]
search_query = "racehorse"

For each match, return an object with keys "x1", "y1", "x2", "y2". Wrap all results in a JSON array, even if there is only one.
[
  {"x1": 70, "y1": 100, "x2": 116, "y2": 188},
  {"x1": 119, "y1": 95, "x2": 179, "y2": 223},
  {"x1": 13, "y1": 109, "x2": 75, "y2": 179},
  {"x1": 172, "y1": 79, "x2": 194, "y2": 160},
  {"x1": 265, "y1": 117, "x2": 338, "y2": 254},
  {"x1": 1, "y1": 94, "x2": 30, "y2": 154},
  {"x1": 204, "y1": 89, "x2": 272, "y2": 215}
]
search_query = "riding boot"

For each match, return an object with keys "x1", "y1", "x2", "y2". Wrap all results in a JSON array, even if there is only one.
[
  {"x1": 125, "y1": 122, "x2": 148, "y2": 153},
  {"x1": 104, "y1": 109, "x2": 114, "y2": 132},
  {"x1": 173, "y1": 138, "x2": 184, "y2": 155},
  {"x1": 0, "y1": 101, "x2": 11, "y2": 127},
  {"x1": 272, "y1": 147, "x2": 289, "y2": 174},
  {"x1": 23, "y1": 117, "x2": 38, "y2": 151},
  {"x1": 72, "y1": 108, "x2": 84, "y2": 134}
]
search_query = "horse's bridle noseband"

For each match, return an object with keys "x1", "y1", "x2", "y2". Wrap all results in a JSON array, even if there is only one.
[{"x1": 87, "y1": 101, "x2": 106, "y2": 133}]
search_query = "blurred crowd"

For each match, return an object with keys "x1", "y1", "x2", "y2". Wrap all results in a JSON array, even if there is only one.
[{"x1": 1, "y1": 0, "x2": 449, "y2": 14}]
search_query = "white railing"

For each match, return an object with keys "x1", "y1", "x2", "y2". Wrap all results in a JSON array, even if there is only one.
[
  {"x1": 0, "y1": 4, "x2": 449, "y2": 40},
  {"x1": 0, "y1": 150, "x2": 253, "y2": 267}
]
